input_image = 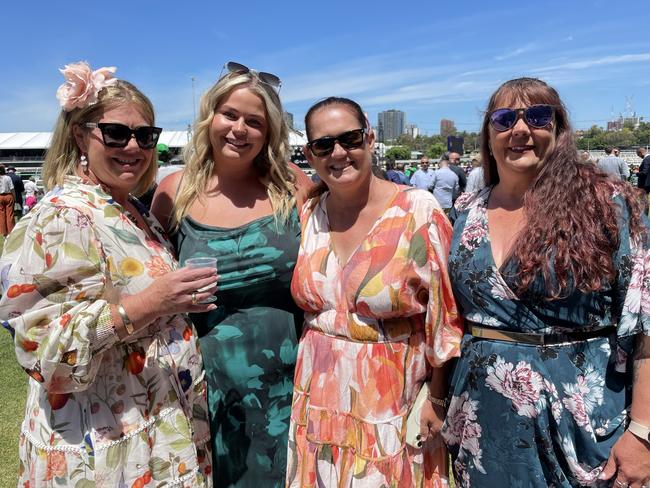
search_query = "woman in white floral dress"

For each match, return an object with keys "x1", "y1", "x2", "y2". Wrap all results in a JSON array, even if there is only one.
[{"x1": 0, "y1": 62, "x2": 217, "y2": 487}]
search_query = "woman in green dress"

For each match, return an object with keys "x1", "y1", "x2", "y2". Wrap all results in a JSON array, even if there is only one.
[{"x1": 152, "y1": 62, "x2": 310, "y2": 487}]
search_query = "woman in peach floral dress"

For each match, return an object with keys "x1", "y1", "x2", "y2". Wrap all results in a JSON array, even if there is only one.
[{"x1": 286, "y1": 97, "x2": 463, "y2": 487}]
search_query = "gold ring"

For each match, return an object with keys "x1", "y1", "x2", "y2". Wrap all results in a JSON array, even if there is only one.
[
  {"x1": 191, "y1": 292, "x2": 198, "y2": 305},
  {"x1": 616, "y1": 481, "x2": 629, "y2": 488}
]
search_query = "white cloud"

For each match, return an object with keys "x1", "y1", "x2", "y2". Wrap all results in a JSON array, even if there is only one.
[
  {"x1": 494, "y1": 43, "x2": 537, "y2": 61},
  {"x1": 532, "y1": 53, "x2": 650, "y2": 73}
]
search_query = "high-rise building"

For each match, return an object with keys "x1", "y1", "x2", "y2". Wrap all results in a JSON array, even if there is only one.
[
  {"x1": 283, "y1": 111, "x2": 294, "y2": 129},
  {"x1": 405, "y1": 123, "x2": 419, "y2": 138},
  {"x1": 440, "y1": 119, "x2": 456, "y2": 137},
  {"x1": 378, "y1": 110, "x2": 405, "y2": 142}
]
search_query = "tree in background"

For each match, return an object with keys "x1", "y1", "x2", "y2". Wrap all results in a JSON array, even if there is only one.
[{"x1": 385, "y1": 146, "x2": 411, "y2": 160}]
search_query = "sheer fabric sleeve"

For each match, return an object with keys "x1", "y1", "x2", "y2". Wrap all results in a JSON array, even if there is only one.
[
  {"x1": 611, "y1": 196, "x2": 650, "y2": 372},
  {"x1": 424, "y1": 205, "x2": 464, "y2": 367},
  {"x1": 0, "y1": 205, "x2": 117, "y2": 393}
]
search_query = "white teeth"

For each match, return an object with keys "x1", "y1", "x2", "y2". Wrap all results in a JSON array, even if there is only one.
[{"x1": 116, "y1": 158, "x2": 137, "y2": 164}]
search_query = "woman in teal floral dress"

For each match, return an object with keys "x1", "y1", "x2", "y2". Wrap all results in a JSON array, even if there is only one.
[
  {"x1": 442, "y1": 78, "x2": 650, "y2": 487},
  {"x1": 0, "y1": 62, "x2": 217, "y2": 487},
  {"x1": 152, "y1": 62, "x2": 310, "y2": 487}
]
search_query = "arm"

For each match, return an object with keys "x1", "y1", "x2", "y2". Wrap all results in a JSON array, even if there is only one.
[
  {"x1": 151, "y1": 170, "x2": 183, "y2": 233},
  {"x1": 600, "y1": 336, "x2": 650, "y2": 484},
  {"x1": 420, "y1": 204, "x2": 464, "y2": 439},
  {"x1": 288, "y1": 162, "x2": 313, "y2": 210},
  {"x1": 0, "y1": 204, "x2": 218, "y2": 393},
  {"x1": 621, "y1": 161, "x2": 630, "y2": 180},
  {"x1": 0, "y1": 206, "x2": 119, "y2": 392}
]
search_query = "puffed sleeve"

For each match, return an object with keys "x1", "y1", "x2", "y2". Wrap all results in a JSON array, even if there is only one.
[
  {"x1": 612, "y1": 196, "x2": 650, "y2": 370},
  {"x1": 425, "y1": 206, "x2": 464, "y2": 367},
  {"x1": 0, "y1": 204, "x2": 118, "y2": 393}
]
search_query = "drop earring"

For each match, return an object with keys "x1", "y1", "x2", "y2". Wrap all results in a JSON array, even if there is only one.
[{"x1": 80, "y1": 155, "x2": 88, "y2": 168}]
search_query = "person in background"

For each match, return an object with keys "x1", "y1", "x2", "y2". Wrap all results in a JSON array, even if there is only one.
[
  {"x1": 637, "y1": 147, "x2": 650, "y2": 193},
  {"x1": 385, "y1": 159, "x2": 402, "y2": 183},
  {"x1": 598, "y1": 146, "x2": 630, "y2": 181},
  {"x1": 287, "y1": 96, "x2": 462, "y2": 487},
  {"x1": 464, "y1": 157, "x2": 485, "y2": 194},
  {"x1": 443, "y1": 77, "x2": 650, "y2": 487},
  {"x1": 431, "y1": 155, "x2": 459, "y2": 213},
  {"x1": 0, "y1": 61, "x2": 215, "y2": 487},
  {"x1": 152, "y1": 61, "x2": 311, "y2": 487},
  {"x1": 6, "y1": 166, "x2": 24, "y2": 217},
  {"x1": 410, "y1": 156, "x2": 436, "y2": 190},
  {"x1": 446, "y1": 152, "x2": 467, "y2": 195},
  {"x1": 0, "y1": 164, "x2": 15, "y2": 236},
  {"x1": 22, "y1": 175, "x2": 40, "y2": 212}
]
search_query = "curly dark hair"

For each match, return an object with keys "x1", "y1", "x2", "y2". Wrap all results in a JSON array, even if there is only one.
[{"x1": 480, "y1": 78, "x2": 646, "y2": 298}]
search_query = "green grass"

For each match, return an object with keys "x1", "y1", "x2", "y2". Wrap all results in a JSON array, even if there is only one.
[
  {"x1": 0, "y1": 233, "x2": 27, "y2": 486},
  {"x1": 0, "y1": 328, "x2": 26, "y2": 486}
]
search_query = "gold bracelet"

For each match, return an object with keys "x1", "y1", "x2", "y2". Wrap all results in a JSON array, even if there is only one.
[
  {"x1": 427, "y1": 392, "x2": 448, "y2": 408},
  {"x1": 117, "y1": 304, "x2": 135, "y2": 335}
]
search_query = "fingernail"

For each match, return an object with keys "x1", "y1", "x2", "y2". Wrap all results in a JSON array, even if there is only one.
[
  {"x1": 416, "y1": 434, "x2": 421, "y2": 440},
  {"x1": 417, "y1": 441, "x2": 422, "y2": 448}
]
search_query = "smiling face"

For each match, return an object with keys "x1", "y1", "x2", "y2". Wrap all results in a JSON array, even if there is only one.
[
  {"x1": 488, "y1": 96, "x2": 556, "y2": 180},
  {"x1": 305, "y1": 104, "x2": 375, "y2": 191},
  {"x1": 209, "y1": 86, "x2": 268, "y2": 167},
  {"x1": 74, "y1": 103, "x2": 154, "y2": 200}
]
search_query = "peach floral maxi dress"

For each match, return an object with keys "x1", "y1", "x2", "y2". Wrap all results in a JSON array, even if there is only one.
[{"x1": 286, "y1": 185, "x2": 463, "y2": 487}]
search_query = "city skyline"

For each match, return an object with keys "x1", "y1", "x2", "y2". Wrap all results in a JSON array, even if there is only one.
[{"x1": 0, "y1": 0, "x2": 647, "y2": 136}]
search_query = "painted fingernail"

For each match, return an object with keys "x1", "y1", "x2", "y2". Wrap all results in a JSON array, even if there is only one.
[
  {"x1": 417, "y1": 441, "x2": 422, "y2": 448},
  {"x1": 416, "y1": 434, "x2": 421, "y2": 440}
]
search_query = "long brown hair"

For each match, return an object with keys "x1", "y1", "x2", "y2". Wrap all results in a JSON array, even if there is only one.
[{"x1": 480, "y1": 78, "x2": 646, "y2": 298}]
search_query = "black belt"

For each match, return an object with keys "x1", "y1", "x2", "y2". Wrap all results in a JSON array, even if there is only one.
[{"x1": 469, "y1": 323, "x2": 613, "y2": 346}]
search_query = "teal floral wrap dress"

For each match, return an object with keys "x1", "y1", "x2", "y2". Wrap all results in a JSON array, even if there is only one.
[{"x1": 441, "y1": 187, "x2": 650, "y2": 487}]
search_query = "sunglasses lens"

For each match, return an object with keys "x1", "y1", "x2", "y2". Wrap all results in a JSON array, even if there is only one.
[
  {"x1": 101, "y1": 124, "x2": 131, "y2": 147},
  {"x1": 490, "y1": 109, "x2": 517, "y2": 132},
  {"x1": 338, "y1": 130, "x2": 365, "y2": 149},
  {"x1": 134, "y1": 127, "x2": 161, "y2": 149},
  {"x1": 310, "y1": 138, "x2": 335, "y2": 157},
  {"x1": 259, "y1": 72, "x2": 281, "y2": 88},
  {"x1": 525, "y1": 105, "x2": 554, "y2": 128},
  {"x1": 226, "y1": 61, "x2": 249, "y2": 74}
]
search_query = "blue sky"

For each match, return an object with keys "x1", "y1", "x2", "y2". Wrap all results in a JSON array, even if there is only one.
[{"x1": 1, "y1": 0, "x2": 648, "y2": 135}]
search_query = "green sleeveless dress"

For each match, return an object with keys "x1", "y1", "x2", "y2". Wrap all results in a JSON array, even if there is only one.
[{"x1": 173, "y1": 209, "x2": 302, "y2": 487}]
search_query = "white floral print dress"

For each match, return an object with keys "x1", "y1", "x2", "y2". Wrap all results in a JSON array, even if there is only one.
[{"x1": 0, "y1": 177, "x2": 212, "y2": 487}]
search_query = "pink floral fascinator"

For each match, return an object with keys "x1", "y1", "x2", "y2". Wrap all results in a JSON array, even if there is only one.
[{"x1": 56, "y1": 61, "x2": 117, "y2": 112}]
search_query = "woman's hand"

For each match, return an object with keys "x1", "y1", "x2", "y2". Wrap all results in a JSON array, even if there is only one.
[
  {"x1": 419, "y1": 400, "x2": 445, "y2": 444},
  {"x1": 599, "y1": 430, "x2": 650, "y2": 487},
  {"x1": 121, "y1": 266, "x2": 219, "y2": 330}
]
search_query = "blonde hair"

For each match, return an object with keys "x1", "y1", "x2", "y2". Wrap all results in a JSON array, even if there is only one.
[
  {"x1": 171, "y1": 72, "x2": 295, "y2": 229},
  {"x1": 43, "y1": 80, "x2": 158, "y2": 196}
]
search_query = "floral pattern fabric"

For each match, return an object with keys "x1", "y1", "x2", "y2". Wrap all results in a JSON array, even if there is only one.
[
  {"x1": 0, "y1": 177, "x2": 212, "y2": 487},
  {"x1": 174, "y1": 209, "x2": 302, "y2": 487},
  {"x1": 287, "y1": 186, "x2": 463, "y2": 487},
  {"x1": 441, "y1": 187, "x2": 650, "y2": 487}
]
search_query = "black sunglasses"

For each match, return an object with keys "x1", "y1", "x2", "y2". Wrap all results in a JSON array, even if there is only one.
[
  {"x1": 489, "y1": 105, "x2": 555, "y2": 132},
  {"x1": 221, "y1": 61, "x2": 282, "y2": 91},
  {"x1": 307, "y1": 129, "x2": 367, "y2": 157},
  {"x1": 84, "y1": 123, "x2": 162, "y2": 149}
]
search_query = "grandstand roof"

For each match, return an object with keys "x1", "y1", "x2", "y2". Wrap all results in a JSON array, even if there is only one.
[{"x1": 0, "y1": 129, "x2": 307, "y2": 150}]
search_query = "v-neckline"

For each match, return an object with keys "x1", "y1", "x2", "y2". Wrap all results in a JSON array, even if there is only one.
[
  {"x1": 322, "y1": 184, "x2": 400, "y2": 269},
  {"x1": 483, "y1": 187, "x2": 518, "y2": 273}
]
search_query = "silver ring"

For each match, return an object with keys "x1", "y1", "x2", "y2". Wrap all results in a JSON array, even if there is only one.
[
  {"x1": 615, "y1": 481, "x2": 629, "y2": 488},
  {"x1": 191, "y1": 292, "x2": 198, "y2": 305}
]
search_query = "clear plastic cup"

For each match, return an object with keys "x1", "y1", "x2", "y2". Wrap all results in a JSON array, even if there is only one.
[{"x1": 184, "y1": 257, "x2": 218, "y2": 303}]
